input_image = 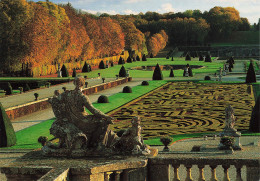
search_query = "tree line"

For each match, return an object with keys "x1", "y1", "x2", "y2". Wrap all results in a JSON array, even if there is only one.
[{"x1": 0, "y1": 0, "x2": 256, "y2": 73}]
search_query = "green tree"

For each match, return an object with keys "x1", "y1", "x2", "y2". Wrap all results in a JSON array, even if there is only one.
[{"x1": 0, "y1": 0, "x2": 31, "y2": 72}]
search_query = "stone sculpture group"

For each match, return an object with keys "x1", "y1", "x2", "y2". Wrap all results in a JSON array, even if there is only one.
[{"x1": 43, "y1": 76, "x2": 151, "y2": 156}]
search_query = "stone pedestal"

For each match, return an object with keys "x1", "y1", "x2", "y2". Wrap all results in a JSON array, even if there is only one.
[{"x1": 219, "y1": 128, "x2": 242, "y2": 150}]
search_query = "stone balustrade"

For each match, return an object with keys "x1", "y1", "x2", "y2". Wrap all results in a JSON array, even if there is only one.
[
  {"x1": 149, "y1": 157, "x2": 260, "y2": 181},
  {"x1": 1, "y1": 155, "x2": 259, "y2": 181}
]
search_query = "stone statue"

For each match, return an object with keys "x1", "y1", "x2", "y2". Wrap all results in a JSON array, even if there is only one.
[
  {"x1": 57, "y1": 64, "x2": 62, "y2": 77},
  {"x1": 44, "y1": 77, "x2": 117, "y2": 156},
  {"x1": 44, "y1": 77, "x2": 153, "y2": 156},
  {"x1": 219, "y1": 105, "x2": 242, "y2": 150},
  {"x1": 114, "y1": 117, "x2": 150, "y2": 155},
  {"x1": 224, "y1": 105, "x2": 236, "y2": 130}
]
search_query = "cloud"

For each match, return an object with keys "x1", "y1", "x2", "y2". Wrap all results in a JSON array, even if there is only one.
[
  {"x1": 157, "y1": 3, "x2": 175, "y2": 13},
  {"x1": 125, "y1": 0, "x2": 146, "y2": 3},
  {"x1": 82, "y1": 9, "x2": 118, "y2": 15},
  {"x1": 122, "y1": 9, "x2": 139, "y2": 14}
]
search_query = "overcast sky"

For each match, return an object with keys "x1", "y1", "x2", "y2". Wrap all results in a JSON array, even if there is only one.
[{"x1": 33, "y1": 0, "x2": 259, "y2": 24}]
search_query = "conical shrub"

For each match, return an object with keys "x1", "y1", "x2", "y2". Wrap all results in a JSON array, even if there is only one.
[
  {"x1": 150, "y1": 53, "x2": 154, "y2": 58},
  {"x1": 199, "y1": 55, "x2": 204, "y2": 61},
  {"x1": 205, "y1": 54, "x2": 212, "y2": 62},
  {"x1": 152, "y1": 64, "x2": 163, "y2": 80},
  {"x1": 0, "y1": 102, "x2": 16, "y2": 147},
  {"x1": 118, "y1": 57, "x2": 125, "y2": 65},
  {"x1": 246, "y1": 61, "x2": 256, "y2": 83},
  {"x1": 171, "y1": 57, "x2": 174, "y2": 61},
  {"x1": 72, "y1": 68, "x2": 77, "y2": 77},
  {"x1": 249, "y1": 95, "x2": 260, "y2": 132},
  {"x1": 61, "y1": 64, "x2": 69, "y2": 77},
  {"x1": 169, "y1": 69, "x2": 174, "y2": 77},
  {"x1": 82, "y1": 62, "x2": 90, "y2": 72},
  {"x1": 136, "y1": 55, "x2": 140, "y2": 61},
  {"x1": 142, "y1": 54, "x2": 147, "y2": 61},
  {"x1": 119, "y1": 66, "x2": 127, "y2": 77},
  {"x1": 99, "y1": 60, "x2": 106, "y2": 69},
  {"x1": 126, "y1": 56, "x2": 132, "y2": 63},
  {"x1": 185, "y1": 53, "x2": 191, "y2": 61},
  {"x1": 188, "y1": 67, "x2": 193, "y2": 77}
]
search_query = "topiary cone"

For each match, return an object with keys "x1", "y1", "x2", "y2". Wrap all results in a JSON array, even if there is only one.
[
  {"x1": 0, "y1": 102, "x2": 16, "y2": 147},
  {"x1": 246, "y1": 61, "x2": 256, "y2": 83},
  {"x1": 169, "y1": 69, "x2": 174, "y2": 77},
  {"x1": 119, "y1": 66, "x2": 127, "y2": 77},
  {"x1": 153, "y1": 64, "x2": 163, "y2": 80}
]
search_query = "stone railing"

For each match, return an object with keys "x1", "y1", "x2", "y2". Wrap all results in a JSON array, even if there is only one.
[
  {"x1": 1, "y1": 155, "x2": 259, "y2": 181},
  {"x1": 148, "y1": 157, "x2": 260, "y2": 181}
]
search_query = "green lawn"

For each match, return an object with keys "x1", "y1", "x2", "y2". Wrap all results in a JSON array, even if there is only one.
[{"x1": 79, "y1": 58, "x2": 223, "y2": 78}]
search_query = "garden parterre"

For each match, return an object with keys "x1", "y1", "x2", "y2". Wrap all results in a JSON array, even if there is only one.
[{"x1": 110, "y1": 82, "x2": 255, "y2": 138}]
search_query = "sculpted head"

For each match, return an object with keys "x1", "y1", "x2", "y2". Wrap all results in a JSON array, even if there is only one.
[{"x1": 74, "y1": 76, "x2": 85, "y2": 90}]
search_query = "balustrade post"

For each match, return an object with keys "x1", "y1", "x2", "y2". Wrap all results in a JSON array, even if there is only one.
[
  {"x1": 172, "y1": 164, "x2": 180, "y2": 181},
  {"x1": 114, "y1": 171, "x2": 122, "y2": 181},
  {"x1": 246, "y1": 165, "x2": 260, "y2": 181},
  {"x1": 104, "y1": 172, "x2": 113, "y2": 181},
  {"x1": 148, "y1": 164, "x2": 170, "y2": 181},
  {"x1": 209, "y1": 165, "x2": 218, "y2": 181},
  {"x1": 222, "y1": 165, "x2": 230, "y2": 181},
  {"x1": 234, "y1": 165, "x2": 243, "y2": 181},
  {"x1": 184, "y1": 165, "x2": 193, "y2": 181},
  {"x1": 198, "y1": 165, "x2": 206, "y2": 181},
  {"x1": 122, "y1": 169, "x2": 130, "y2": 181}
]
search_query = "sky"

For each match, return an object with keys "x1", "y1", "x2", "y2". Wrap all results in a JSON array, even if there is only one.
[{"x1": 33, "y1": 0, "x2": 259, "y2": 24}]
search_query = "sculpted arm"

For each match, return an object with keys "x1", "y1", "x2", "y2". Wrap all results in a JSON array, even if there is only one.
[{"x1": 83, "y1": 94, "x2": 113, "y2": 121}]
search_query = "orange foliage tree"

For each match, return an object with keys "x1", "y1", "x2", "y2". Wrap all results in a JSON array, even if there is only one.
[{"x1": 147, "y1": 30, "x2": 168, "y2": 56}]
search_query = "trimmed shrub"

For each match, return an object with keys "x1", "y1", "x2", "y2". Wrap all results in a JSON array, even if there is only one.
[
  {"x1": 199, "y1": 55, "x2": 204, "y2": 61},
  {"x1": 153, "y1": 64, "x2": 163, "y2": 80},
  {"x1": 246, "y1": 61, "x2": 256, "y2": 83},
  {"x1": 72, "y1": 68, "x2": 77, "y2": 77},
  {"x1": 119, "y1": 66, "x2": 127, "y2": 77},
  {"x1": 228, "y1": 57, "x2": 235, "y2": 64},
  {"x1": 136, "y1": 55, "x2": 140, "y2": 61},
  {"x1": 141, "y1": 81, "x2": 149, "y2": 86},
  {"x1": 61, "y1": 64, "x2": 69, "y2": 77},
  {"x1": 23, "y1": 83, "x2": 30, "y2": 92},
  {"x1": 97, "y1": 95, "x2": 109, "y2": 103},
  {"x1": 185, "y1": 53, "x2": 191, "y2": 61},
  {"x1": 249, "y1": 95, "x2": 260, "y2": 133},
  {"x1": 205, "y1": 54, "x2": 212, "y2": 62},
  {"x1": 188, "y1": 67, "x2": 193, "y2": 77},
  {"x1": 132, "y1": 57, "x2": 136, "y2": 62},
  {"x1": 0, "y1": 102, "x2": 16, "y2": 147},
  {"x1": 142, "y1": 54, "x2": 147, "y2": 61},
  {"x1": 123, "y1": 86, "x2": 132, "y2": 93},
  {"x1": 99, "y1": 60, "x2": 106, "y2": 69},
  {"x1": 150, "y1": 53, "x2": 154, "y2": 58},
  {"x1": 62, "y1": 87, "x2": 67, "y2": 91},
  {"x1": 204, "y1": 76, "x2": 211, "y2": 80},
  {"x1": 5, "y1": 82, "x2": 13, "y2": 95},
  {"x1": 118, "y1": 57, "x2": 125, "y2": 64},
  {"x1": 160, "y1": 136, "x2": 173, "y2": 146},
  {"x1": 111, "y1": 62, "x2": 114, "y2": 67},
  {"x1": 34, "y1": 93, "x2": 39, "y2": 100},
  {"x1": 171, "y1": 57, "x2": 174, "y2": 61},
  {"x1": 126, "y1": 56, "x2": 132, "y2": 63},
  {"x1": 169, "y1": 69, "x2": 174, "y2": 77},
  {"x1": 82, "y1": 62, "x2": 90, "y2": 72}
]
